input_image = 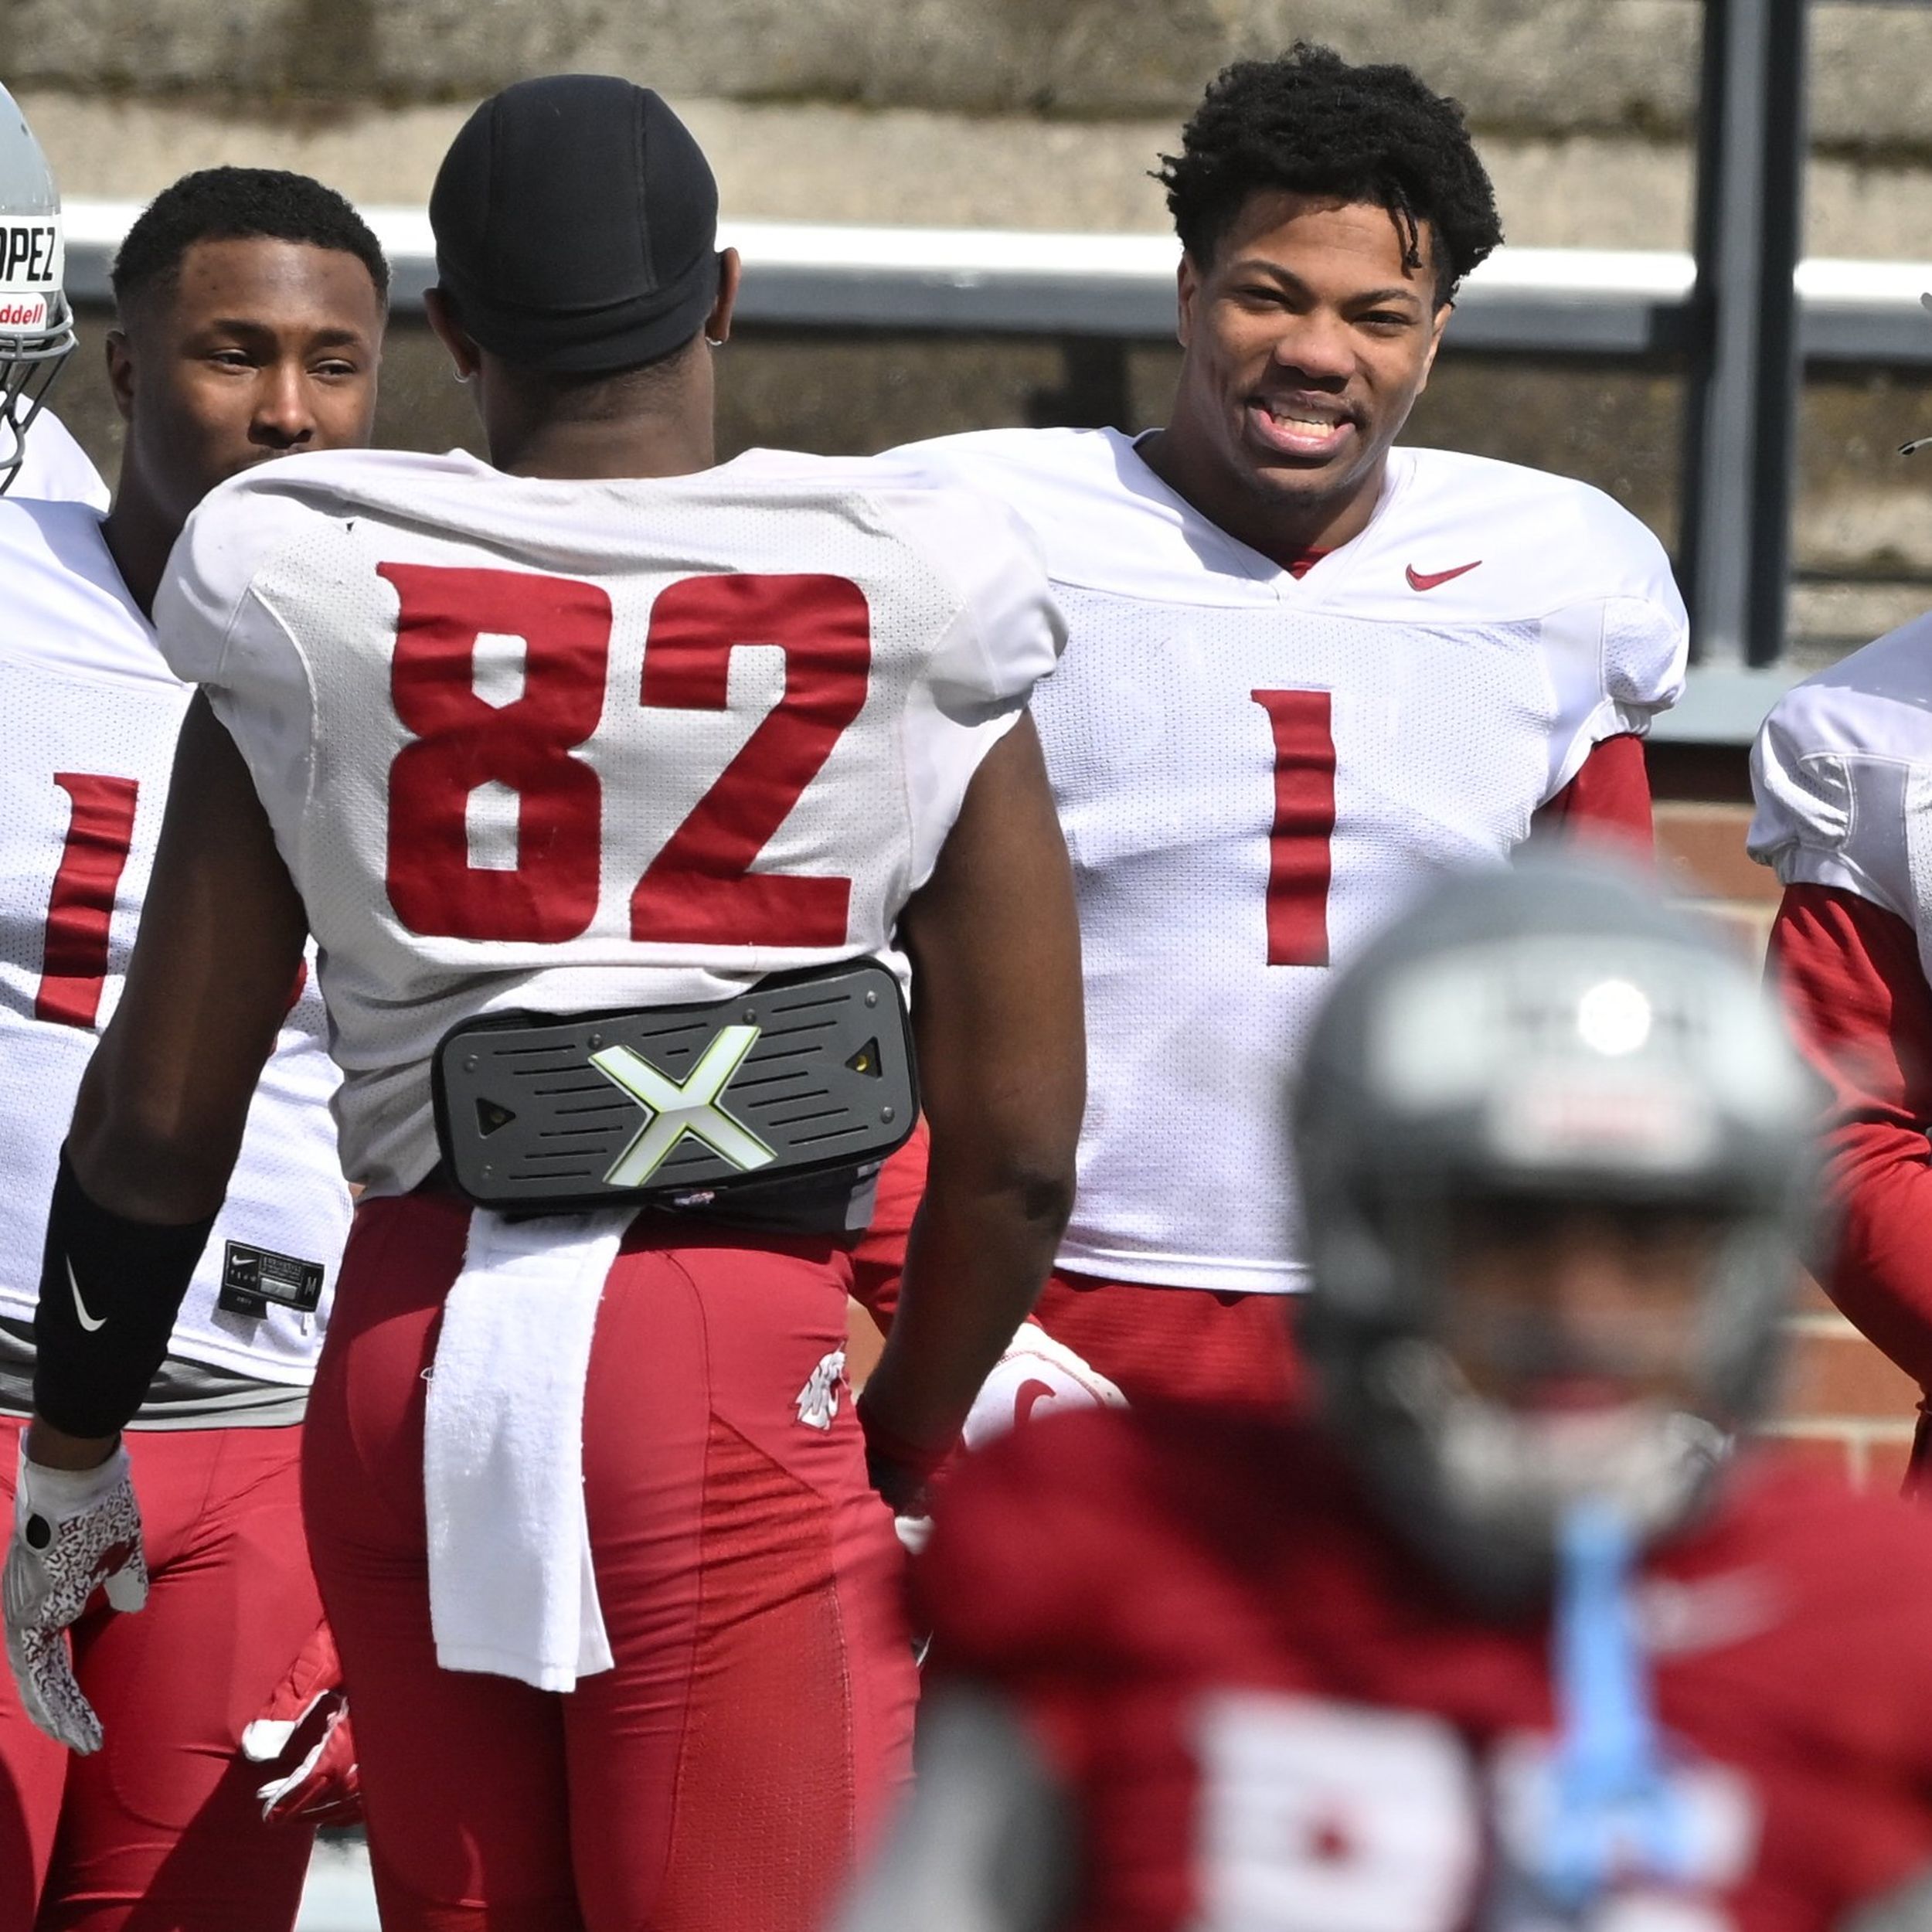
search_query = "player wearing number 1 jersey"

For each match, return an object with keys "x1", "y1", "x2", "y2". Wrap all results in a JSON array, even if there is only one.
[
  {"x1": 9, "y1": 79, "x2": 1083, "y2": 1932},
  {"x1": 0, "y1": 163, "x2": 383, "y2": 1929},
  {"x1": 876, "y1": 46, "x2": 1686, "y2": 1420}
]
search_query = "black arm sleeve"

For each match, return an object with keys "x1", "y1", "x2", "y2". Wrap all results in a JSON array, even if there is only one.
[
  {"x1": 838, "y1": 1686, "x2": 1077, "y2": 1932},
  {"x1": 32, "y1": 1145, "x2": 216, "y2": 1437}
]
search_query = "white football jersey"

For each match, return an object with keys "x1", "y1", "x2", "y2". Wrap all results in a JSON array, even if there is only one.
[
  {"x1": 0, "y1": 497, "x2": 349, "y2": 1380},
  {"x1": 155, "y1": 446, "x2": 1063, "y2": 1196},
  {"x1": 895, "y1": 429, "x2": 1689, "y2": 1294},
  {"x1": 10, "y1": 408, "x2": 109, "y2": 510},
  {"x1": 1749, "y1": 614, "x2": 1932, "y2": 940}
]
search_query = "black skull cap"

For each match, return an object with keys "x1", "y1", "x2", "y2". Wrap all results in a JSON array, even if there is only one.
[{"x1": 430, "y1": 74, "x2": 721, "y2": 374}]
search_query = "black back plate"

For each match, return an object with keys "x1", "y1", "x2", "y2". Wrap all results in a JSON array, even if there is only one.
[{"x1": 430, "y1": 961, "x2": 917, "y2": 1212}]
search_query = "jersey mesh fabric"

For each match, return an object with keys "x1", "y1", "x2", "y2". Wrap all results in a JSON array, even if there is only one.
[
  {"x1": 0, "y1": 498, "x2": 349, "y2": 1383},
  {"x1": 155, "y1": 447, "x2": 1062, "y2": 1194},
  {"x1": 892, "y1": 428, "x2": 1687, "y2": 1295}
]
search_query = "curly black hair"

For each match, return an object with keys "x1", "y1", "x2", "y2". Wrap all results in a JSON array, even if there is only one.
[
  {"x1": 113, "y1": 167, "x2": 389, "y2": 317},
  {"x1": 1157, "y1": 44, "x2": 1503, "y2": 304}
]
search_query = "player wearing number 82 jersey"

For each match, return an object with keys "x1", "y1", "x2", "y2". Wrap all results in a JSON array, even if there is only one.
[
  {"x1": 22, "y1": 77, "x2": 1083, "y2": 1932},
  {"x1": 145, "y1": 440, "x2": 1068, "y2": 1932},
  {"x1": 160, "y1": 444, "x2": 1054, "y2": 1200}
]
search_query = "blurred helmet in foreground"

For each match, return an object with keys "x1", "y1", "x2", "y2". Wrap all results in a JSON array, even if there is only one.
[
  {"x1": 0, "y1": 85, "x2": 75, "y2": 495},
  {"x1": 1294, "y1": 856, "x2": 1819, "y2": 1603}
]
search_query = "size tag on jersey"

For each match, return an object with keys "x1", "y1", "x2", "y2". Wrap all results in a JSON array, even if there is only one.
[{"x1": 218, "y1": 1242, "x2": 325, "y2": 1319}]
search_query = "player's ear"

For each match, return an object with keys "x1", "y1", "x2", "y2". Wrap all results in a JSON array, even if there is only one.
[
  {"x1": 1417, "y1": 298, "x2": 1453, "y2": 390},
  {"x1": 422, "y1": 287, "x2": 481, "y2": 385},
  {"x1": 704, "y1": 248, "x2": 740, "y2": 349},
  {"x1": 1175, "y1": 251, "x2": 1202, "y2": 349},
  {"x1": 104, "y1": 329, "x2": 134, "y2": 425}
]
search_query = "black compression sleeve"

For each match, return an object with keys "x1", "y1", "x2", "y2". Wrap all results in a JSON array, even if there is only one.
[{"x1": 33, "y1": 1146, "x2": 216, "y2": 1438}]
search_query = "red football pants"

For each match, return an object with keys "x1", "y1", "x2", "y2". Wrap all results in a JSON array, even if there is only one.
[
  {"x1": 0, "y1": 1417, "x2": 321, "y2": 1932},
  {"x1": 302, "y1": 1192, "x2": 917, "y2": 1932},
  {"x1": 853, "y1": 1128, "x2": 1304, "y2": 1409},
  {"x1": 1032, "y1": 1270, "x2": 1305, "y2": 1410}
]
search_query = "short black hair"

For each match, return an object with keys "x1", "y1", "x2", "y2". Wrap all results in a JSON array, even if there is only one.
[
  {"x1": 111, "y1": 167, "x2": 390, "y2": 316},
  {"x1": 1157, "y1": 44, "x2": 1503, "y2": 304}
]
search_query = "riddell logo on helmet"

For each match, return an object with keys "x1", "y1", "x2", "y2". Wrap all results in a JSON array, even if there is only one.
[{"x1": 0, "y1": 296, "x2": 48, "y2": 330}]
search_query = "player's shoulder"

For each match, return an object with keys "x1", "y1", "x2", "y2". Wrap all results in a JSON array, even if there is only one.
[
  {"x1": 12, "y1": 407, "x2": 110, "y2": 509},
  {"x1": 197, "y1": 446, "x2": 486, "y2": 530},
  {"x1": 1757, "y1": 613, "x2": 1932, "y2": 767},
  {"x1": 1705, "y1": 1449, "x2": 1932, "y2": 1651},
  {"x1": 890, "y1": 427, "x2": 1247, "y2": 597},
  {"x1": 722, "y1": 443, "x2": 1048, "y2": 566},
  {"x1": 0, "y1": 488, "x2": 105, "y2": 570},
  {"x1": 1376, "y1": 447, "x2": 1682, "y2": 617},
  {"x1": 0, "y1": 494, "x2": 162, "y2": 683},
  {"x1": 1747, "y1": 614, "x2": 1932, "y2": 910},
  {"x1": 167, "y1": 450, "x2": 478, "y2": 620},
  {"x1": 889, "y1": 425, "x2": 1114, "y2": 492}
]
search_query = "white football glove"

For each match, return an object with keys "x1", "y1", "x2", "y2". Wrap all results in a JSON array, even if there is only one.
[
  {"x1": 3, "y1": 1440, "x2": 147, "y2": 1753},
  {"x1": 961, "y1": 1324, "x2": 1127, "y2": 1452},
  {"x1": 240, "y1": 1619, "x2": 361, "y2": 1826}
]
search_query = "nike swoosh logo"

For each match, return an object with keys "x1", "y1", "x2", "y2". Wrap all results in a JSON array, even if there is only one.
[
  {"x1": 1406, "y1": 560, "x2": 1482, "y2": 592},
  {"x1": 67, "y1": 1260, "x2": 105, "y2": 1333}
]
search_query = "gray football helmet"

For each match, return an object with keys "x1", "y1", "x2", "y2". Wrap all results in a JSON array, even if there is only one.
[
  {"x1": 1294, "y1": 855, "x2": 1820, "y2": 1604},
  {"x1": 0, "y1": 84, "x2": 75, "y2": 494}
]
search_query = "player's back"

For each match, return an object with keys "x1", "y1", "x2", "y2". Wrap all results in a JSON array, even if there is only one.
[{"x1": 157, "y1": 446, "x2": 1061, "y2": 1195}]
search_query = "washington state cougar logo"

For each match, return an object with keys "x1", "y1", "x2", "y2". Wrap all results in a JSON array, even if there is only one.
[{"x1": 796, "y1": 1349, "x2": 848, "y2": 1430}]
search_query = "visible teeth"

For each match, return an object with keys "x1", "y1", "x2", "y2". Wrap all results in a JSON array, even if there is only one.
[{"x1": 1266, "y1": 409, "x2": 1340, "y2": 433}]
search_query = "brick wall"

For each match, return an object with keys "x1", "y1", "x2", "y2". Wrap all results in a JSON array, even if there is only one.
[{"x1": 1650, "y1": 743, "x2": 1922, "y2": 1491}]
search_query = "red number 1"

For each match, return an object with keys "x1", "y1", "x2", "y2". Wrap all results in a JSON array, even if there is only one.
[
  {"x1": 36, "y1": 773, "x2": 140, "y2": 1029},
  {"x1": 1251, "y1": 690, "x2": 1335, "y2": 968}
]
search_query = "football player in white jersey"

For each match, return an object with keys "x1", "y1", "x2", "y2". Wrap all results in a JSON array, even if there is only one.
[
  {"x1": 0, "y1": 158, "x2": 384, "y2": 1927},
  {"x1": 5, "y1": 78, "x2": 1083, "y2": 1932},
  {"x1": 1750, "y1": 611, "x2": 1932, "y2": 1482},
  {"x1": 866, "y1": 43, "x2": 1688, "y2": 1423}
]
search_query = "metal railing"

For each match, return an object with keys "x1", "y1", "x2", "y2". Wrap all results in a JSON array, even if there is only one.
[
  {"x1": 60, "y1": 194, "x2": 1928, "y2": 743},
  {"x1": 56, "y1": 202, "x2": 1932, "y2": 362}
]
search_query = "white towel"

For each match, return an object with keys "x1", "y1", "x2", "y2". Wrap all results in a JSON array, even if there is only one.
[{"x1": 424, "y1": 1205, "x2": 633, "y2": 1691}]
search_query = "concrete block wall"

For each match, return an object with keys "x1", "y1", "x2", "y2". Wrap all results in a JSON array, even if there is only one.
[
  {"x1": 5, "y1": 0, "x2": 1932, "y2": 159},
  {"x1": 1651, "y1": 750, "x2": 1923, "y2": 1489}
]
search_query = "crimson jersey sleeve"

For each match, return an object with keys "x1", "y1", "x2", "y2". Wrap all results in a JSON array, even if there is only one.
[
  {"x1": 914, "y1": 1410, "x2": 1146, "y2": 1784},
  {"x1": 1749, "y1": 621, "x2": 1932, "y2": 1393},
  {"x1": 1768, "y1": 883, "x2": 1932, "y2": 1392},
  {"x1": 1529, "y1": 732, "x2": 1654, "y2": 852}
]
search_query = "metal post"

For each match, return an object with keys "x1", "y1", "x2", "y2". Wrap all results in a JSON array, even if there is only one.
[{"x1": 1679, "y1": 0, "x2": 1810, "y2": 668}]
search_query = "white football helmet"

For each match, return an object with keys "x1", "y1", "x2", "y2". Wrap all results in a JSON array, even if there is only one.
[{"x1": 0, "y1": 84, "x2": 75, "y2": 495}]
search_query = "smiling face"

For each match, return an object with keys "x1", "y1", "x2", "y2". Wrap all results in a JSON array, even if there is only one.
[
  {"x1": 1148, "y1": 189, "x2": 1450, "y2": 566},
  {"x1": 110, "y1": 236, "x2": 383, "y2": 529}
]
